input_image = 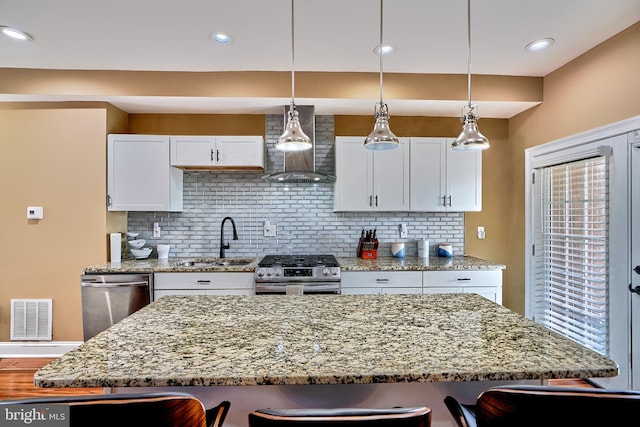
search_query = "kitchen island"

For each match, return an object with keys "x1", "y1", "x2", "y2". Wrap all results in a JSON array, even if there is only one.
[{"x1": 35, "y1": 293, "x2": 617, "y2": 427}]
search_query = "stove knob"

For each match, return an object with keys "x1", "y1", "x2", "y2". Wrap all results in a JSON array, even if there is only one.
[
  {"x1": 331, "y1": 268, "x2": 340, "y2": 276},
  {"x1": 256, "y1": 268, "x2": 265, "y2": 277},
  {"x1": 274, "y1": 269, "x2": 282, "y2": 277},
  {"x1": 267, "y1": 268, "x2": 274, "y2": 277},
  {"x1": 322, "y1": 268, "x2": 330, "y2": 276}
]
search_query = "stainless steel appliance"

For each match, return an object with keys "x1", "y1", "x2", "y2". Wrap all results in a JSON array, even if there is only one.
[
  {"x1": 254, "y1": 254, "x2": 341, "y2": 294},
  {"x1": 80, "y1": 273, "x2": 151, "y2": 340}
]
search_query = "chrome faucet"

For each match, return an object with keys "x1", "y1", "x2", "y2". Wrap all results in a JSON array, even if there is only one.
[{"x1": 220, "y1": 216, "x2": 238, "y2": 258}]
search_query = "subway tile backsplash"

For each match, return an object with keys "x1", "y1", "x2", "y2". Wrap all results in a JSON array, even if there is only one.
[{"x1": 127, "y1": 115, "x2": 464, "y2": 258}]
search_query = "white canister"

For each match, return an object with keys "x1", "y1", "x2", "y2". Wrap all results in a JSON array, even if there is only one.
[
  {"x1": 390, "y1": 242, "x2": 406, "y2": 258},
  {"x1": 157, "y1": 244, "x2": 170, "y2": 259},
  {"x1": 438, "y1": 243, "x2": 453, "y2": 257},
  {"x1": 417, "y1": 239, "x2": 430, "y2": 258}
]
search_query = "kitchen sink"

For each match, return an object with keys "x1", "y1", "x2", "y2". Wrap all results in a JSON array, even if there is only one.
[{"x1": 174, "y1": 258, "x2": 254, "y2": 268}]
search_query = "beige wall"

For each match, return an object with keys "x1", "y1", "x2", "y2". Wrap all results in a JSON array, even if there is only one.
[
  {"x1": 506, "y1": 22, "x2": 640, "y2": 313},
  {"x1": 0, "y1": 106, "x2": 112, "y2": 341}
]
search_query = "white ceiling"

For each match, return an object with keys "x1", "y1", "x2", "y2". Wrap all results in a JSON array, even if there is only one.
[{"x1": 1, "y1": 0, "x2": 639, "y2": 117}]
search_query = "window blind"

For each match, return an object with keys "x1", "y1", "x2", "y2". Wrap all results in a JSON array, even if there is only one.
[{"x1": 533, "y1": 156, "x2": 609, "y2": 354}]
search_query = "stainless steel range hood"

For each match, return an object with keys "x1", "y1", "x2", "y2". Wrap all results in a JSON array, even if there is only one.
[{"x1": 262, "y1": 106, "x2": 336, "y2": 183}]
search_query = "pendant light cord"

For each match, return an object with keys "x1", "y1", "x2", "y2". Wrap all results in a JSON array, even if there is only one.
[
  {"x1": 378, "y1": 0, "x2": 384, "y2": 105},
  {"x1": 290, "y1": 0, "x2": 296, "y2": 108},
  {"x1": 466, "y1": 0, "x2": 472, "y2": 109}
]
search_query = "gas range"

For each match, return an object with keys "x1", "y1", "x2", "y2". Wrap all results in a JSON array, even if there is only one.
[{"x1": 254, "y1": 254, "x2": 341, "y2": 294}]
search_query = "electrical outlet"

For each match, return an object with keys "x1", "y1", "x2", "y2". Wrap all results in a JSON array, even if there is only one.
[
  {"x1": 399, "y1": 223, "x2": 408, "y2": 238},
  {"x1": 153, "y1": 222, "x2": 161, "y2": 238},
  {"x1": 477, "y1": 226, "x2": 485, "y2": 239},
  {"x1": 263, "y1": 221, "x2": 277, "y2": 237}
]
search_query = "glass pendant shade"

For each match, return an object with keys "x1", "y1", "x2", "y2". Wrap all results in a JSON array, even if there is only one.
[
  {"x1": 276, "y1": 107, "x2": 312, "y2": 152},
  {"x1": 364, "y1": 103, "x2": 399, "y2": 151},
  {"x1": 451, "y1": 108, "x2": 490, "y2": 151}
]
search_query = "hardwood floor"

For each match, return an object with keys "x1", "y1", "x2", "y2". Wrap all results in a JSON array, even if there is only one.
[
  {"x1": 0, "y1": 358, "x2": 103, "y2": 399},
  {"x1": 0, "y1": 357, "x2": 596, "y2": 401}
]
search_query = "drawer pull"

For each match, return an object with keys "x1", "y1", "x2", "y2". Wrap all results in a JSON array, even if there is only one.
[
  {"x1": 457, "y1": 278, "x2": 472, "y2": 281},
  {"x1": 197, "y1": 280, "x2": 212, "y2": 284},
  {"x1": 376, "y1": 278, "x2": 390, "y2": 282}
]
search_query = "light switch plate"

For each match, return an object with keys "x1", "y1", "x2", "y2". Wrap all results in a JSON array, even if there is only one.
[
  {"x1": 399, "y1": 223, "x2": 408, "y2": 238},
  {"x1": 477, "y1": 226, "x2": 485, "y2": 239}
]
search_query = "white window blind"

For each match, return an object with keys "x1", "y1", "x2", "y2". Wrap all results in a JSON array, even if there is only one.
[{"x1": 533, "y1": 156, "x2": 609, "y2": 354}]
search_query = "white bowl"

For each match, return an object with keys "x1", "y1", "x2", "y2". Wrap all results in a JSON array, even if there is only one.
[
  {"x1": 128, "y1": 239, "x2": 146, "y2": 249},
  {"x1": 130, "y1": 247, "x2": 152, "y2": 259},
  {"x1": 126, "y1": 232, "x2": 139, "y2": 238}
]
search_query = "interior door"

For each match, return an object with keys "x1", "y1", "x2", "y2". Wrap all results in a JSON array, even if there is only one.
[{"x1": 631, "y1": 138, "x2": 640, "y2": 389}]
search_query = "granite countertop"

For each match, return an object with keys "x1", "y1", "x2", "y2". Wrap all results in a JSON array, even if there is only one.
[
  {"x1": 83, "y1": 255, "x2": 504, "y2": 274},
  {"x1": 35, "y1": 293, "x2": 617, "y2": 388},
  {"x1": 337, "y1": 255, "x2": 505, "y2": 271},
  {"x1": 83, "y1": 257, "x2": 261, "y2": 274}
]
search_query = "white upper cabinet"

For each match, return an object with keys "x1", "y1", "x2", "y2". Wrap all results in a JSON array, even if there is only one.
[
  {"x1": 410, "y1": 137, "x2": 482, "y2": 211},
  {"x1": 107, "y1": 134, "x2": 183, "y2": 212},
  {"x1": 170, "y1": 135, "x2": 264, "y2": 170},
  {"x1": 334, "y1": 137, "x2": 410, "y2": 211}
]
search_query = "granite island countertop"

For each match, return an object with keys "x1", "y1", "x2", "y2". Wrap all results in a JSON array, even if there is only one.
[
  {"x1": 35, "y1": 293, "x2": 617, "y2": 388},
  {"x1": 82, "y1": 255, "x2": 504, "y2": 274}
]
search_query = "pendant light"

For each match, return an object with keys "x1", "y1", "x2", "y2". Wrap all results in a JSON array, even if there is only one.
[
  {"x1": 364, "y1": 0, "x2": 399, "y2": 151},
  {"x1": 276, "y1": 0, "x2": 312, "y2": 152},
  {"x1": 451, "y1": 0, "x2": 490, "y2": 152}
]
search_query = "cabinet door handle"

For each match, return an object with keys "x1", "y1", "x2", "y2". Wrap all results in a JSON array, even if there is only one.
[
  {"x1": 376, "y1": 278, "x2": 390, "y2": 282},
  {"x1": 369, "y1": 195, "x2": 373, "y2": 207},
  {"x1": 375, "y1": 195, "x2": 379, "y2": 207},
  {"x1": 442, "y1": 195, "x2": 447, "y2": 206},
  {"x1": 216, "y1": 149, "x2": 220, "y2": 162},
  {"x1": 457, "y1": 278, "x2": 471, "y2": 281},
  {"x1": 211, "y1": 149, "x2": 214, "y2": 162},
  {"x1": 447, "y1": 195, "x2": 452, "y2": 206},
  {"x1": 197, "y1": 280, "x2": 212, "y2": 284}
]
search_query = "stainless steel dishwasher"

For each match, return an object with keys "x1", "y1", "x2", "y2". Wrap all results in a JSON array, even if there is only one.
[{"x1": 80, "y1": 273, "x2": 151, "y2": 340}]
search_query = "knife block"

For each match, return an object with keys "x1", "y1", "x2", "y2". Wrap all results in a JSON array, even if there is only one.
[{"x1": 360, "y1": 249, "x2": 377, "y2": 259}]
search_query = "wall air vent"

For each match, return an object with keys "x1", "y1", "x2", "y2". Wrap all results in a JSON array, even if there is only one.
[{"x1": 10, "y1": 299, "x2": 52, "y2": 341}]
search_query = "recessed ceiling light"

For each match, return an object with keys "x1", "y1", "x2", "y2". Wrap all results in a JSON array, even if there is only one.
[
  {"x1": 373, "y1": 44, "x2": 394, "y2": 56},
  {"x1": 524, "y1": 38, "x2": 555, "y2": 52},
  {"x1": 210, "y1": 31, "x2": 232, "y2": 45},
  {"x1": 1, "y1": 26, "x2": 34, "y2": 41}
]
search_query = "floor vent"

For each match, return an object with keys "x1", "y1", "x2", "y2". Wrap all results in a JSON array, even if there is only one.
[{"x1": 10, "y1": 299, "x2": 53, "y2": 341}]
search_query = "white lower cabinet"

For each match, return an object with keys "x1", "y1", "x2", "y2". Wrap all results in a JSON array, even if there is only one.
[
  {"x1": 342, "y1": 270, "x2": 502, "y2": 303},
  {"x1": 153, "y1": 272, "x2": 254, "y2": 299},
  {"x1": 341, "y1": 271, "x2": 423, "y2": 295},
  {"x1": 422, "y1": 270, "x2": 502, "y2": 304}
]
